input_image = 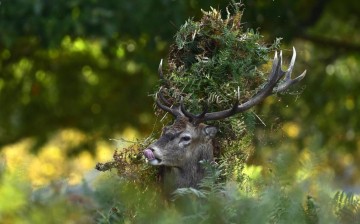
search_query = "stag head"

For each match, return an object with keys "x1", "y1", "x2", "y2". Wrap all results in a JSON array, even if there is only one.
[
  {"x1": 143, "y1": 47, "x2": 306, "y2": 189},
  {"x1": 144, "y1": 117, "x2": 217, "y2": 167}
]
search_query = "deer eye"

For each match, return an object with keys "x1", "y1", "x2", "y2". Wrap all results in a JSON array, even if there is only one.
[{"x1": 180, "y1": 135, "x2": 191, "y2": 142}]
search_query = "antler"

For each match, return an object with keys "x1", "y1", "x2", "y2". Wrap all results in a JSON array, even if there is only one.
[
  {"x1": 155, "y1": 47, "x2": 306, "y2": 124},
  {"x1": 155, "y1": 60, "x2": 184, "y2": 118},
  {"x1": 156, "y1": 87, "x2": 208, "y2": 121},
  {"x1": 156, "y1": 61, "x2": 208, "y2": 120},
  {"x1": 156, "y1": 88, "x2": 181, "y2": 117}
]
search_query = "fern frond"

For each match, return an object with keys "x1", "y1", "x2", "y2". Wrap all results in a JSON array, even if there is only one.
[{"x1": 333, "y1": 191, "x2": 360, "y2": 223}]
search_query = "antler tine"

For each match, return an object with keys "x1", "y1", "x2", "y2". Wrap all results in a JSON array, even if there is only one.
[
  {"x1": 156, "y1": 88, "x2": 182, "y2": 117},
  {"x1": 228, "y1": 86, "x2": 241, "y2": 113},
  {"x1": 156, "y1": 60, "x2": 184, "y2": 117},
  {"x1": 158, "y1": 59, "x2": 164, "y2": 79},
  {"x1": 197, "y1": 104, "x2": 209, "y2": 118},
  {"x1": 193, "y1": 47, "x2": 306, "y2": 123},
  {"x1": 273, "y1": 47, "x2": 306, "y2": 93},
  {"x1": 180, "y1": 97, "x2": 210, "y2": 124},
  {"x1": 180, "y1": 97, "x2": 197, "y2": 120},
  {"x1": 231, "y1": 86, "x2": 241, "y2": 109},
  {"x1": 158, "y1": 59, "x2": 171, "y2": 87},
  {"x1": 158, "y1": 87, "x2": 172, "y2": 106},
  {"x1": 274, "y1": 70, "x2": 306, "y2": 93},
  {"x1": 277, "y1": 50, "x2": 286, "y2": 80},
  {"x1": 269, "y1": 51, "x2": 280, "y2": 81},
  {"x1": 155, "y1": 92, "x2": 173, "y2": 114}
]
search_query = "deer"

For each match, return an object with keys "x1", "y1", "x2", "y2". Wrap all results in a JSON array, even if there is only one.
[{"x1": 143, "y1": 47, "x2": 306, "y2": 190}]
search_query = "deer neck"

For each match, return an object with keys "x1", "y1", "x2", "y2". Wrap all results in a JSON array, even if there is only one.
[{"x1": 165, "y1": 144, "x2": 213, "y2": 189}]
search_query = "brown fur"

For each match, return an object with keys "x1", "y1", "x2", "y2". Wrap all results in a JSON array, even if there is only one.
[{"x1": 145, "y1": 119, "x2": 217, "y2": 192}]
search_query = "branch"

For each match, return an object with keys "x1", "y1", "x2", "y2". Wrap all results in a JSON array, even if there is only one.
[{"x1": 299, "y1": 34, "x2": 360, "y2": 54}]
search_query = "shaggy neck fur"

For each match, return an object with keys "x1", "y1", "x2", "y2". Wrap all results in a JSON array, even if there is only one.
[{"x1": 163, "y1": 144, "x2": 213, "y2": 190}]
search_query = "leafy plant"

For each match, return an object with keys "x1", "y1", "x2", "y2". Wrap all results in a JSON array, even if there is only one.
[
  {"x1": 160, "y1": 2, "x2": 281, "y2": 138},
  {"x1": 333, "y1": 191, "x2": 360, "y2": 223}
]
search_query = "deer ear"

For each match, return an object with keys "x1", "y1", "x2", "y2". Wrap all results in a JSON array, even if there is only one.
[{"x1": 203, "y1": 126, "x2": 217, "y2": 139}]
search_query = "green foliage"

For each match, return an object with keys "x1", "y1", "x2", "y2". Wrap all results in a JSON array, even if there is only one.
[
  {"x1": 0, "y1": 170, "x2": 93, "y2": 223},
  {"x1": 0, "y1": 0, "x2": 207, "y2": 48},
  {"x1": 1, "y1": 145, "x2": 360, "y2": 223},
  {"x1": 91, "y1": 144, "x2": 359, "y2": 224},
  {"x1": 304, "y1": 196, "x2": 319, "y2": 224},
  {"x1": 95, "y1": 137, "x2": 158, "y2": 187},
  {"x1": 333, "y1": 191, "x2": 360, "y2": 223},
  {"x1": 162, "y1": 3, "x2": 280, "y2": 117}
]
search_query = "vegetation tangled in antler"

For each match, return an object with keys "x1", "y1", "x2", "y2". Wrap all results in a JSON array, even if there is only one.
[
  {"x1": 98, "y1": 3, "x2": 288, "y2": 184},
  {"x1": 156, "y1": 3, "x2": 283, "y2": 177},
  {"x1": 162, "y1": 4, "x2": 280, "y2": 127}
]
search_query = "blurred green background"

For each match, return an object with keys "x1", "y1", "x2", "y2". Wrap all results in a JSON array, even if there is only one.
[{"x1": 0, "y1": 0, "x2": 359, "y2": 190}]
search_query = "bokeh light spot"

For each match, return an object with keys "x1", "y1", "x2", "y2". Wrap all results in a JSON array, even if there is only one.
[{"x1": 283, "y1": 122, "x2": 300, "y2": 138}]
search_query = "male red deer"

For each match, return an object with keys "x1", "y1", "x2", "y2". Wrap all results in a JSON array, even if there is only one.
[{"x1": 143, "y1": 47, "x2": 306, "y2": 190}]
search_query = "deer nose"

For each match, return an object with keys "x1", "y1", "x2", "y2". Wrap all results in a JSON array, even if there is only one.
[{"x1": 143, "y1": 148, "x2": 155, "y2": 160}]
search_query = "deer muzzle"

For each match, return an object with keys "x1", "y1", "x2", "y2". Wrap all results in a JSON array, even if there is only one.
[{"x1": 143, "y1": 148, "x2": 162, "y2": 165}]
